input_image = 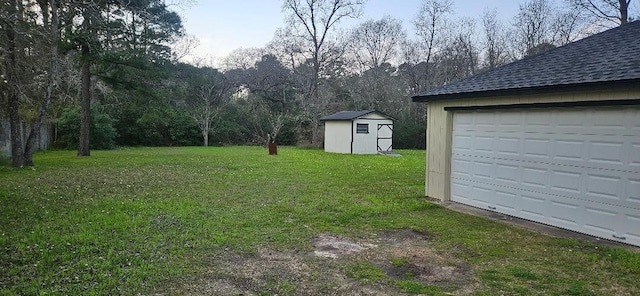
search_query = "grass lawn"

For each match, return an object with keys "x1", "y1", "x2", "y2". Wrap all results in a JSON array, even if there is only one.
[{"x1": 1, "y1": 146, "x2": 638, "y2": 295}]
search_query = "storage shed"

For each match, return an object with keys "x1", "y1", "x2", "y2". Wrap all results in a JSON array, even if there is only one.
[
  {"x1": 320, "y1": 110, "x2": 394, "y2": 154},
  {"x1": 412, "y1": 22, "x2": 640, "y2": 246}
]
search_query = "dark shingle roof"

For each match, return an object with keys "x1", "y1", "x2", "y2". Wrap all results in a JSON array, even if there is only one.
[
  {"x1": 320, "y1": 110, "x2": 394, "y2": 121},
  {"x1": 413, "y1": 21, "x2": 640, "y2": 102}
]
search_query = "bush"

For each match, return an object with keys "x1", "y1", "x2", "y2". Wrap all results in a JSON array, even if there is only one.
[
  {"x1": 168, "y1": 111, "x2": 201, "y2": 146},
  {"x1": 56, "y1": 107, "x2": 118, "y2": 150},
  {"x1": 393, "y1": 121, "x2": 426, "y2": 149},
  {"x1": 0, "y1": 151, "x2": 10, "y2": 165}
]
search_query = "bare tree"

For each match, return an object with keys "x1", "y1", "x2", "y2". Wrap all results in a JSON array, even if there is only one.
[
  {"x1": 436, "y1": 17, "x2": 480, "y2": 84},
  {"x1": 481, "y1": 8, "x2": 512, "y2": 70},
  {"x1": 513, "y1": 0, "x2": 555, "y2": 56},
  {"x1": 349, "y1": 16, "x2": 406, "y2": 71},
  {"x1": 281, "y1": 0, "x2": 365, "y2": 145},
  {"x1": 171, "y1": 34, "x2": 200, "y2": 63},
  {"x1": 568, "y1": 0, "x2": 633, "y2": 26},
  {"x1": 552, "y1": 8, "x2": 589, "y2": 45},
  {"x1": 413, "y1": 0, "x2": 453, "y2": 90},
  {"x1": 185, "y1": 67, "x2": 230, "y2": 147},
  {"x1": 397, "y1": 39, "x2": 425, "y2": 94},
  {"x1": 344, "y1": 17, "x2": 406, "y2": 111},
  {"x1": 267, "y1": 27, "x2": 306, "y2": 70},
  {"x1": 513, "y1": 0, "x2": 589, "y2": 57},
  {"x1": 248, "y1": 101, "x2": 286, "y2": 146},
  {"x1": 220, "y1": 47, "x2": 266, "y2": 71},
  {"x1": 414, "y1": 0, "x2": 453, "y2": 67}
]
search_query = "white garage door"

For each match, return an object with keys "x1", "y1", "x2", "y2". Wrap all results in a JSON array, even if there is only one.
[{"x1": 451, "y1": 107, "x2": 640, "y2": 246}]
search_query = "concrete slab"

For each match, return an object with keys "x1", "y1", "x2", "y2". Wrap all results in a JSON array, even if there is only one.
[{"x1": 378, "y1": 150, "x2": 401, "y2": 157}]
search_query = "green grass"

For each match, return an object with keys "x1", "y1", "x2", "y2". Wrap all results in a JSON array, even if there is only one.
[
  {"x1": 1, "y1": 146, "x2": 639, "y2": 295},
  {"x1": 391, "y1": 257, "x2": 410, "y2": 268},
  {"x1": 344, "y1": 262, "x2": 387, "y2": 282}
]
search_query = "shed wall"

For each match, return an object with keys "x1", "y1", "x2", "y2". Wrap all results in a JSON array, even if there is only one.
[
  {"x1": 324, "y1": 121, "x2": 352, "y2": 153},
  {"x1": 424, "y1": 89, "x2": 640, "y2": 201},
  {"x1": 351, "y1": 117, "x2": 393, "y2": 154}
]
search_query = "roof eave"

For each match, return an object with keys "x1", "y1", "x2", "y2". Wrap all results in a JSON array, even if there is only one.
[
  {"x1": 411, "y1": 79, "x2": 640, "y2": 103},
  {"x1": 320, "y1": 110, "x2": 397, "y2": 121}
]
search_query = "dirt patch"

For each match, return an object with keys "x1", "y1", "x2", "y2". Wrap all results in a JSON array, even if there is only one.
[
  {"x1": 169, "y1": 229, "x2": 474, "y2": 295},
  {"x1": 313, "y1": 234, "x2": 377, "y2": 258},
  {"x1": 359, "y1": 229, "x2": 473, "y2": 294}
]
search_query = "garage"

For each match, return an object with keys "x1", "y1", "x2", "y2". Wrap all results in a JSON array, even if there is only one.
[
  {"x1": 449, "y1": 107, "x2": 640, "y2": 246},
  {"x1": 412, "y1": 22, "x2": 640, "y2": 246}
]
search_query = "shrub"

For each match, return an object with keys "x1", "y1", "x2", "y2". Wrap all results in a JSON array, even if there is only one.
[
  {"x1": 0, "y1": 151, "x2": 9, "y2": 164},
  {"x1": 56, "y1": 107, "x2": 118, "y2": 150},
  {"x1": 393, "y1": 121, "x2": 426, "y2": 149}
]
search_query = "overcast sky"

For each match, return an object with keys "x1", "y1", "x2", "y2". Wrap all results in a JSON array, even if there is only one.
[{"x1": 174, "y1": 0, "x2": 637, "y2": 64}]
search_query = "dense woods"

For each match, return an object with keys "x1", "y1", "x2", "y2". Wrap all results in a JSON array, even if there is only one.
[{"x1": 1, "y1": 0, "x2": 636, "y2": 166}]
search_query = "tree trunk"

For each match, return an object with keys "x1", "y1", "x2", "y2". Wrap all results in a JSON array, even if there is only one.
[
  {"x1": 24, "y1": 0, "x2": 58, "y2": 166},
  {"x1": 311, "y1": 117, "x2": 319, "y2": 146},
  {"x1": 78, "y1": 46, "x2": 91, "y2": 156},
  {"x1": 77, "y1": 9, "x2": 92, "y2": 157},
  {"x1": 619, "y1": 0, "x2": 628, "y2": 24},
  {"x1": 203, "y1": 118, "x2": 209, "y2": 147},
  {"x1": 4, "y1": 0, "x2": 26, "y2": 167},
  {"x1": 310, "y1": 46, "x2": 321, "y2": 146},
  {"x1": 8, "y1": 90, "x2": 24, "y2": 167}
]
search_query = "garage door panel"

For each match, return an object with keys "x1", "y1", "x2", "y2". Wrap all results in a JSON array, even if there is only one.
[
  {"x1": 451, "y1": 107, "x2": 640, "y2": 246},
  {"x1": 547, "y1": 198, "x2": 584, "y2": 230},
  {"x1": 589, "y1": 140, "x2": 626, "y2": 165},
  {"x1": 495, "y1": 163, "x2": 519, "y2": 184},
  {"x1": 494, "y1": 190, "x2": 518, "y2": 214},
  {"x1": 550, "y1": 170, "x2": 583, "y2": 194},
  {"x1": 523, "y1": 138, "x2": 551, "y2": 159},
  {"x1": 628, "y1": 179, "x2": 640, "y2": 205},
  {"x1": 474, "y1": 112, "x2": 500, "y2": 127},
  {"x1": 622, "y1": 214, "x2": 640, "y2": 246},
  {"x1": 452, "y1": 134, "x2": 473, "y2": 153},
  {"x1": 451, "y1": 181, "x2": 472, "y2": 203},
  {"x1": 472, "y1": 160, "x2": 494, "y2": 179},
  {"x1": 522, "y1": 166, "x2": 548, "y2": 188},
  {"x1": 585, "y1": 174, "x2": 622, "y2": 201},
  {"x1": 455, "y1": 137, "x2": 634, "y2": 169},
  {"x1": 452, "y1": 158, "x2": 472, "y2": 177},
  {"x1": 497, "y1": 136, "x2": 521, "y2": 155},
  {"x1": 554, "y1": 139, "x2": 585, "y2": 161},
  {"x1": 473, "y1": 136, "x2": 495, "y2": 153},
  {"x1": 519, "y1": 194, "x2": 548, "y2": 220},
  {"x1": 582, "y1": 202, "x2": 636, "y2": 242},
  {"x1": 583, "y1": 171, "x2": 638, "y2": 207},
  {"x1": 454, "y1": 154, "x2": 637, "y2": 209},
  {"x1": 630, "y1": 143, "x2": 640, "y2": 168}
]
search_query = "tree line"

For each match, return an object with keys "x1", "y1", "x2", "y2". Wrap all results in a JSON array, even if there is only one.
[{"x1": 1, "y1": 0, "x2": 635, "y2": 167}]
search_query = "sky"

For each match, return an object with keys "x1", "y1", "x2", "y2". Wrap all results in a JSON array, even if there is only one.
[{"x1": 173, "y1": 0, "x2": 633, "y2": 64}]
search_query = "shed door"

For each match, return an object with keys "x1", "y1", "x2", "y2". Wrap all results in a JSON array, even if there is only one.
[
  {"x1": 377, "y1": 124, "x2": 393, "y2": 152},
  {"x1": 450, "y1": 107, "x2": 640, "y2": 246}
]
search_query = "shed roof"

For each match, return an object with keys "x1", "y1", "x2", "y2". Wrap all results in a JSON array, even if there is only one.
[
  {"x1": 413, "y1": 21, "x2": 640, "y2": 102},
  {"x1": 320, "y1": 110, "x2": 395, "y2": 121}
]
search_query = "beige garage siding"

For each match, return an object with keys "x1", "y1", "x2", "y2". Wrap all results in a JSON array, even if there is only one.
[{"x1": 424, "y1": 89, "x2": 640, "y2": 201}]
